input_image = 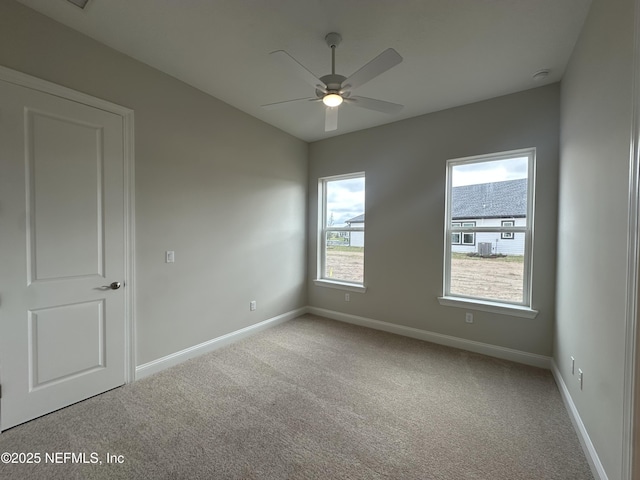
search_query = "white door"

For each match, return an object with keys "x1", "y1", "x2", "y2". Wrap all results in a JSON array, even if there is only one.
[{"x1": 0, "y1": 78, "x2": 127, "y2": 430}]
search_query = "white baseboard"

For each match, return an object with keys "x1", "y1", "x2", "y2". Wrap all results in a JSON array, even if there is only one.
[
  {"x1": 135, "y1": 307, "x2": 306, "y2": 380},
  {"x1": 550, "y1": 360, "x2": 608, "y2": 480},
  {"x1": 307, "y1": 307, "x2": 552, "y2": 369}
]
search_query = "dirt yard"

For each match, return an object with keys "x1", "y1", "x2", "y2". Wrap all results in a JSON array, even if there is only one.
[
  {"x1": 451, "y1": 255, "x2": 524, "y2": 302},
  {"x1": 325, "y1": 249, "x2": 364, "y2": 283},
  {"x1": 325, "y1": 249, "x2": 523, "y2": 302}
]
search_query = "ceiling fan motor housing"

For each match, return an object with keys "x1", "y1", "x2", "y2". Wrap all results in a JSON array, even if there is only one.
[{"x1": 317, "y1": 74, "x2": 347, "y2": 97}]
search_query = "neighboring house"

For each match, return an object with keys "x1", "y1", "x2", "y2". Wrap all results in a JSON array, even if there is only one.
[
  {"x1": 345, "y1": 214, "x2": 365, "y2": 247},
  {"x1": 451, "y1": 178, "x2": 527, "y2": 256}
]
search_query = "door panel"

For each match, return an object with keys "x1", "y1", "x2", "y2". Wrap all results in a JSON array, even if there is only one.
[
  {"x1": 29, "y1": 300, "x2": 105, "y2": 387},
  {"x1": 27, "y1": 109, "x2": 105, "y2": 281},
  {"x1": 0, "y1": 78, "x2": 126, "y2": 430}
]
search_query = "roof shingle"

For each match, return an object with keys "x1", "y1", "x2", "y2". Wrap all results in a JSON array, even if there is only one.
[{"x1": 452, "y1": 178, "x2": 527, "y2": 219}]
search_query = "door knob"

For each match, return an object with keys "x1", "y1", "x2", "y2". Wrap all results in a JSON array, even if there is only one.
[{"x1": 102, "y1": 281, "x2": 122, "y2": 290}]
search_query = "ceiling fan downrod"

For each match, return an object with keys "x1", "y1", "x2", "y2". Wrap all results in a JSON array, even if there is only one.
[
  {"x1": 322, "y1": 33, "x2": 344, "y2": 107},
  {"x1": 325, "y1": 32, "x2": 342, "y2": 75}
]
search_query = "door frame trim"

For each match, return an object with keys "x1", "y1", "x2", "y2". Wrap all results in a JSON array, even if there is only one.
[
  {"x1": 0, "y1": 65, "x2": 137, "y2": 385},
  {"x1": 625, "y1": 0, "x2": 640, "y2": 477}
]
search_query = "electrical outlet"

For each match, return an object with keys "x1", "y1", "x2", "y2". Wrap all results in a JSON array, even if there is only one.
[
  {"x1": 571, "y1": 356, "x2": 575, "y2": 375},
  {"x1": 250, "y1": 300, "x2": 256, "y2": 311},
  {"x1": 465, "y1": 313, "x2": 473, "y2": 324},
  {"x1": 578, "y1": 369, "x2": 583, "y2": 390},
  {"x1": 345, "y1": 293, "x2": 350, "y2": 302}
]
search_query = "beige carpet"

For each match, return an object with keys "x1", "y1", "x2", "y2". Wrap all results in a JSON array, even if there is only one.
[{"x1": 0, "y1": 314, "x2": 593, "y2": 479}]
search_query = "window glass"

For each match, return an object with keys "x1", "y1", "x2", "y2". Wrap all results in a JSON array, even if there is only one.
[
  {"x1": 450, "y1": 233, "x2": 525, "y2": 303},
  {"x1": 445, "y1": 150, "x2": 534, "y2": 306},
  {"x1": 319, "y1": 174, "x2": 365, "y2": 285}
]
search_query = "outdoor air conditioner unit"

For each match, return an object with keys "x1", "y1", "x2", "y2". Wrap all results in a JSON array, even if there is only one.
[{"x1": 478, "y1": 242, "x2": 492, "y2": 257}]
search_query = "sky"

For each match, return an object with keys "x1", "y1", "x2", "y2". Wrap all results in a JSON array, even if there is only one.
[
  {"x1": 326, "y1": 177, "x2": 365, "y2": 226},
  {"x1": 451, "y1": 156, "x2": 528, "y2": 187}
]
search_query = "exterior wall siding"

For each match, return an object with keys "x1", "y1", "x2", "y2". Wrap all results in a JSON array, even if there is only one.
[
  {"x1": 451, "y1": 217, "x2": 525, "y2": 256},
  {"x1": 350, "y1": 230, "x2": 364, "y2": 247}
]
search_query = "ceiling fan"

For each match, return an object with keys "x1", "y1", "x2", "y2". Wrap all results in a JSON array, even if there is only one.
[{"x1": 262, "y1": 33, "x2": 404, "y2": 132}]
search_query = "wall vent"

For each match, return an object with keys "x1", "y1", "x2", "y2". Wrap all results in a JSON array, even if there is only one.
[{"x1": 66, "y1": 0, "x2": 90, "y2": 9}]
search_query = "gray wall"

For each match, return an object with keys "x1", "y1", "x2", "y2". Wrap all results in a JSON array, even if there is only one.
[
  {"x1": 308, "y1": 85, "x2": 560, "y2": 356},
  {"x1": 556, "y1": 0, "x2": 635, "y2": 477},
  {"x1": 0, "y1": 0, "x2": 308, "y2": 365}
]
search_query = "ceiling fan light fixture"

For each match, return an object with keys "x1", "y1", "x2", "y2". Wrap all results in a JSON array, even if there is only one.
[{"x1": 322, "y1": 93, "x2": 343, "y2": 107}]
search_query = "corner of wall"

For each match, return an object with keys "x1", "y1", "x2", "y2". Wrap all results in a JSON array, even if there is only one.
[{"x1": 550, "y1": 360, "x2": 609, "y2": 479}]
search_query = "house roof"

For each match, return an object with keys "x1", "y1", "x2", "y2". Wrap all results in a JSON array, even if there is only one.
[
  {"x1": 346, "y1": 214, "x2": 365, "y2": 224},
  {"x1": 452, "y1": 179, "x2": 527, "y2": 219},
  {"x1": 344, "y1": 180, "x2": 526, "y2": 222}
]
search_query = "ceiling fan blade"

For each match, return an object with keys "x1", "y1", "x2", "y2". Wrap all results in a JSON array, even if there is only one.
[
  {"x1": 270, "y1": 50, "x2": 327, "y2": 91},
  {"x1": 325, "y1": 106, "x2": 338, "y2": 131},
  {"x1": 345, "y1": 96, "x2": 404, "y2": 114},
  {"x1": 261, "y1": 97, "x2": 320, "y2": 110},
  {"x1": 343, "y1": 48, "x2": 403, "y2": 91}
]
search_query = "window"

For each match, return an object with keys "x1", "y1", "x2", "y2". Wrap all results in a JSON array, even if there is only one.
[
  {"x1": 451, "y1": 222, "x2": 461, "y2": 244},
  {"x1": 501, "y1": 220, "x2": 515, "y2": 239},
  {"x1": 316, "y1": 173, "x2": 365, "y2": 288},
  {"x1": 461, "y1": 222, "x2": 476, "y2": 245},
  {"x1": 442, "y1": 148, "x2": 535, "y2": 311},
  {"x1": 451, "y1": 222, "x2": 477, "y2": 245}
]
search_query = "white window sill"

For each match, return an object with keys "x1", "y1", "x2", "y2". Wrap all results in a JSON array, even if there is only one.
[
  {"x1": 437, "y1": 296, "x2": 538, "y2": 319},
  {"x1": 314, "y1": 279, "x2": 367, "y2": 293}
]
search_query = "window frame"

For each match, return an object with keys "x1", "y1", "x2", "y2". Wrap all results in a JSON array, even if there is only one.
[
  {"x1": 440, "y1": 148, "x2": 537, "y2": 316},
  {"x1": 315, "y1": 172, "x2": 366, "y2": 291}
]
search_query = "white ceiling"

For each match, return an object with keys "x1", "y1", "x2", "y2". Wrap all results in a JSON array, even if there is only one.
[{"x1": 16, "y1": 0, "x2": 592, "y2": 142}]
